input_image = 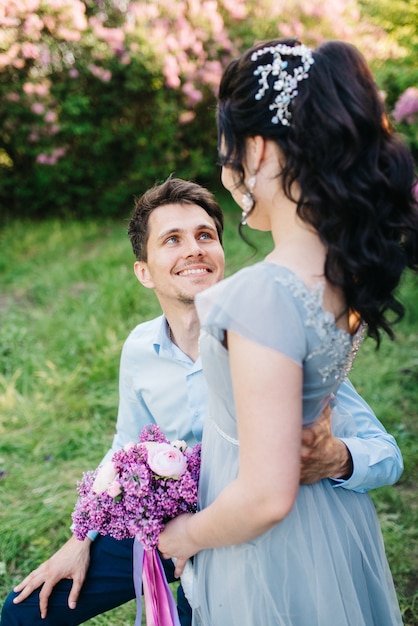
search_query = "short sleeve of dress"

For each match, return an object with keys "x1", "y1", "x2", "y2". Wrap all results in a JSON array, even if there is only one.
[{"x1": 195, "y1": 263, "x2": 307, "y2": 365}]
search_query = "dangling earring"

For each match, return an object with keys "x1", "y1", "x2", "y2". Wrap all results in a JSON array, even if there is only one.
[{"x1": 241, "y1": 175, "x2": 256, "y2": 225}]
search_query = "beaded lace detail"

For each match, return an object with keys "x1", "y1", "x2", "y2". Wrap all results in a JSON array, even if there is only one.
[{"x1": 273, "y1": 273, "x2": 364, "y2": 384}]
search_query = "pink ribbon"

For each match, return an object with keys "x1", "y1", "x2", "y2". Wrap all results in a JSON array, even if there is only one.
[{"x1": 133, "y1": 538, "x2": 181, "y2": 626}]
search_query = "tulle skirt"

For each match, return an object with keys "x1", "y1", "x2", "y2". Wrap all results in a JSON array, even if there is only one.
[{"x1": 192, "y1": 418, "x2": 403, "y2": 626}]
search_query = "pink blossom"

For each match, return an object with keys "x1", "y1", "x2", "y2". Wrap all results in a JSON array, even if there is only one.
[
  {"x1": 101, "y1": 69, "x2": 112, "y2": 82},
  {"x1": 45, "y1": 124, "x2": 60, "y2": 136},
  {"x1": 166, "y1": 33, "x2": 179, "y2": 52},
  {"x1": 198, "y1": 60, "x2": 222, "y2": 88},
  {"x1": 44, "y1": 110, "x2": 57, "y2": 123},
  {"x1": 23, "y1": 13, "x2": 44, "y2": 38},
  {"x1": 36, "y1": 153, "x2": 50, "y2": 164},
  {"x1": 21, "y1": 0, "x2": 41, "y2": 11},
  {"x1": 90, "y1": 18, "x2": 125, "y2": 51},
  {"x1": 5, "y1": 93, "x2": 20, "y2": 102},
  {"x1": 36, "y1": 146, "x2": 66, "y2": 165},
  {"x1": 88, "y1": 64, "x2": 112, "y2": 83},
  {"x1": 69, "y1": 68, "x2": 79, "y2": 78},
  {"x1": 5, "y1": 42, "x2": 20, "y2": 60},
  {"x1": 178, "y1": 110, "x2": 196, "y2": 125},
  {"x1": 52, "y1": 146, "x2": 66, "y2": 159},
  {"x1": 37, "y1": 47, "x2": 51, "y2": 67},
  {"x1": 0, "y1": 54, "x2": 11, "y2": 70},
  {"x1": 55, "y1": 26, "x2": 82, "y2": 42},
  {"x1": 176, "y1": 22, "x2": 198, "y2": 51},
  {"x1": 182, "y1": 81, "x2": 202, "y2": 105},
  {"x1": 23, "y1": 82, "x2": 37, "y2": 95},
  {"x1": 31, "y1": 102, "x2": 45, "y2": 115},
  {"x1": 163, "y1": 54, "x2": 181, "y2": 89},
  {"x1": 392, "y1": 87, "x2": 418, "y2": 124},
  {"x1": 107, "y1": 480, "x2": 122, "y2": 498},
  {"x1": 50, "y1": 0, "x2": 87, "y2": 33},
  {"x1": 68, "y1": 1, "x2": 88, "y2": 31},
  {"x1": 21, "y1": 42, "x2": 40, "y2": 59},
  {"x1": 36, "y1": 83, "x2": 50, "y2": 97},
  {"x1": 117, "y1": 51, "x2": 131, "y2": 64},
  {"x1": 0, "y1": 16, "x2": 20, "y2": 28},
  {"x1": 221, "y1": 0, "x2": 247, "y2": 19},
  {"x1": 92, "y1": 461, "x2": 118, "y2": 494},
  {"x1": 43, "y1": 15, "x2": 56, "y2": 31},
  {"x1": 201, "y1": 1, "x2": 224, "y2": 34},
  {"x1": 12, "y1": 58, "x2": 26, "y2": 69},
  {"x1": 128, "y1": 2, "x2": 159, "y2": 20}
]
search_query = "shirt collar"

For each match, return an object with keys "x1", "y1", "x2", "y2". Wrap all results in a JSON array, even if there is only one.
[
  {"x1": 152, "y1": 315, "x2": 171, "y2": 355},
  {"x1": 153, "y1": 315, "x2": 201, "y2": 368}
]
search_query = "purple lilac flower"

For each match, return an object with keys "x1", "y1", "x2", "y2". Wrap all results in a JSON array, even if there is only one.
[{"x1": 72, "y1": 425, "x2": 201, "y2": 549}]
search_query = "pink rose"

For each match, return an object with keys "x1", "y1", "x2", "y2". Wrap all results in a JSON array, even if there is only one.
[
  {"x1": 106, "y1": 480, "x2": 122, "y2": 498},
  {"x1": 92, "y1": 461, "x2": 117, "y2": 494},
  {"x1": 147, "y1": 443, "x2": 187, "y2": 478}
]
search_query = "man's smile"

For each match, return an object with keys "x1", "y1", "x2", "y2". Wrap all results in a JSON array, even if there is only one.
[{"x1": 176, "y1": 267, "x2": 212, "y2": 276}]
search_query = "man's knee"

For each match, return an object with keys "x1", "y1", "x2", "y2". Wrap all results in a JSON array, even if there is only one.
[{"x1": 1, "y1": 591, "x2": 26, "y2": 626}]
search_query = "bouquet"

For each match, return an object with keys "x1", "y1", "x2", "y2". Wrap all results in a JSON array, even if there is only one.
[{"x1": 72, "y1": 424, "x2": 201, "y2": 626}]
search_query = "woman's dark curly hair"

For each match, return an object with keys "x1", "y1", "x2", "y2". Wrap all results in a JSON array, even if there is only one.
[{"x1": 217, "y1": 38, "x2": 418, "y2": 344}]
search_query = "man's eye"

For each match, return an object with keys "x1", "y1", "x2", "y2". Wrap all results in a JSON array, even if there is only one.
[
  {"x1": 199, "y1": 232, "x2": 212, "y2": 240},
  {"x1": 165, "y1": 236, "x2": 179, "y2": 244}
]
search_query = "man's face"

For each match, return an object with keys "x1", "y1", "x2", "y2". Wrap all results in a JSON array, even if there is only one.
[{"x1": 135, "y1": 203, "x2": 225, "y2": 306}]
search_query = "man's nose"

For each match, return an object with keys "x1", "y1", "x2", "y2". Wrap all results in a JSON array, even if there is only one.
[{"x1": 184, "y1": 237, "x2": 204, "y2": 257}]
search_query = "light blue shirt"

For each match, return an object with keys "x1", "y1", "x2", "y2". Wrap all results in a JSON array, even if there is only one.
[
  {"x1": 331, "y1": 379, "x2": 403, "y2": 492},
  {"x1": 101, "y1": 315, "x2": 207, "y2": 465},
  {"x1": 82, "y1": 315, "x2": 402, "y2": 540}
]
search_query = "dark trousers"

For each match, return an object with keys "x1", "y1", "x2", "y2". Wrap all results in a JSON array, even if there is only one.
[{"x1": 0, "y1": 536, "x2": 192, "y2": 626}]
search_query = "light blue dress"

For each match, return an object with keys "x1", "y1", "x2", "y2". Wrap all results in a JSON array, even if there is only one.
[{"x1": 193, "y1": 262, "x2": 403, "y2": 626}]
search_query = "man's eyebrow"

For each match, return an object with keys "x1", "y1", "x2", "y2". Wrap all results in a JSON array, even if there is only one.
[
  {"x1": 195, "y1": 223, "x2": 218, "y2": 232},
  {"x1": 157, "y1": 223, "x2": 217, "y2": 241}
]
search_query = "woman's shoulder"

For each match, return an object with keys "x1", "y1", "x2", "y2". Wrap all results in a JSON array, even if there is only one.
[
  {"x1": 215, "y1": 260, "x2": 306, "y2": 287},
  {"x1": 198, "y1": 261, "x2": 318, "y2": 309}
]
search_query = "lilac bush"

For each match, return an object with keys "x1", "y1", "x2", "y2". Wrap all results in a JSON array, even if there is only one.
[
  {"x1": 393, "y1": 88, "x2": 418, "y2": 125},
  {"x1": 0, "y1": 0, "x2": 412, "y2": 217}
]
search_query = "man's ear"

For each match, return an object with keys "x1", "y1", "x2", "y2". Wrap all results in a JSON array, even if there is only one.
[{"x1": 134, "y1": 261, "x2": 155, "y2": 289}]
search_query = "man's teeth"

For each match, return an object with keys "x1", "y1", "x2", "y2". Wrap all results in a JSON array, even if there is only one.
[{"x1": 179, "y1": 268, "x2": 207, "y2": 275}]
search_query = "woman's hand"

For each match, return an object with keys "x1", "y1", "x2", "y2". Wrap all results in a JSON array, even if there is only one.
[{"x1": 158, "y1": 513, "x2": 198, "y2": 577}]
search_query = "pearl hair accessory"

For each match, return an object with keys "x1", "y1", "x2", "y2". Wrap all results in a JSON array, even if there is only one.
[
  {"x1": 251, "y1": 43, "x2": 314, "y2": 126},
  {"x1": 241, "y1": 175, "x2": 256, "y2": 225}
]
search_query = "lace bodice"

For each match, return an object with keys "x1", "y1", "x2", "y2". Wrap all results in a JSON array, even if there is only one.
[{"x1": 196, "y1": 262, "x2": 364, "y2": 425}]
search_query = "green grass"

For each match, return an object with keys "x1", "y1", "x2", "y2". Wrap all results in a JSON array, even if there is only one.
[{"x1": 0, "y1": 204, "x2": 417, "y2": 625}]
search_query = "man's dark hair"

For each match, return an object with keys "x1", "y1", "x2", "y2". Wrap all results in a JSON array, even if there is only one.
[{"x1": 128, "y1": 175, "x2": 224, "y2": 261}]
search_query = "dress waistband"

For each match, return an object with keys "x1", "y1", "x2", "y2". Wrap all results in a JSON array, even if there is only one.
[{"x1": 209, "y1": 417, "x2": 239, "y2": 446}]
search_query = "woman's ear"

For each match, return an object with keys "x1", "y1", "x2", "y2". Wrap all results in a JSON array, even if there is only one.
[
  {"x1": 246, "y1": 135, "x2": 265, "y2": 173},
  {"x1": 134, "y1": 261, "x2": 155, "y2": 289}
]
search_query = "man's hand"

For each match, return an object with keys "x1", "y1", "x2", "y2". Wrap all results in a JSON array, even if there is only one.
[
  {"x1": 12, "y1": 534, "x2": 92, "y2": 619},
  {"x1": 300, "y1": 405, "x2": 353, "y2": 484}
]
